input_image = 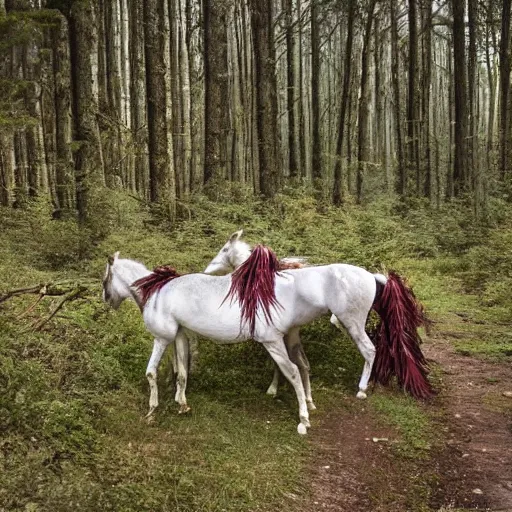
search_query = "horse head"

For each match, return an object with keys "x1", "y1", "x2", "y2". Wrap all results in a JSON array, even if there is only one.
[
  {"x1": 102, "y1": 251, "x2": 123, "y2": 309},
  {"x1": 204, "y1": 229, "x2": 251, "y2": 275},
  {"x1": 102, "y1": 252, "x2": 149, "y2": 309}
]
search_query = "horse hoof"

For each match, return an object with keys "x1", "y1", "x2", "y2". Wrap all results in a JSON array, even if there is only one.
[
  {"x1": 266, "y1": 388, "x2": 277, "y2": 398},
  {"x1": 307, "y1": 402, "x2": 317, "y2": 411},
  {"x1": 178, "y1": 404, "x2": 191, "y2": 414},
  {"x1": 356, "y1": 391, "x2": 367, "y2": 400},
  {"x1": 297, "y1": 423, "x2": 308, "y2": 435},
  {"x1": 145, "y1": 406, "x2": 156, "y2": 419}
]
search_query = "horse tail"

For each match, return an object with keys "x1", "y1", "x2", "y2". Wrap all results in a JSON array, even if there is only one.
[
  {"x1": 371, "y1": 271, "x2": 435, "y2": 399},
  {"x1": 224, "y1": 244, "x2": 281, "y2": 337},
  {"x1": 133, "y1": 265, "x2": 181, "y2": 308}
]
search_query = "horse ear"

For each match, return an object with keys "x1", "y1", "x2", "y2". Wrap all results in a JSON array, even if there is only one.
[{"x1": 229, "y1": 229, "x2": 243, "y2": 243}]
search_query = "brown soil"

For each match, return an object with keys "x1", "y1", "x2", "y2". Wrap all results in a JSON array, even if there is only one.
[
  {"x1": 426, "y1": 337, "x2": 512, "y2": 511},
  {"x1": 291, "y1": 337, "x2": 512, "y2": 511}
]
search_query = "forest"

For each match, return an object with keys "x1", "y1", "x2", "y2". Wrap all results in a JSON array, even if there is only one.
[
  {"x1": 1, "y1": 0, "x2": 512, "y2": 511},
  {"x1": 1, "y1": 0, "x2": 511, "y2": 215}
]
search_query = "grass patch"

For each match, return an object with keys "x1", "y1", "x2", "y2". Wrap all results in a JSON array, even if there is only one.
[{"x1": 370, "y1": 393, "x2": 434, "y2": 459}]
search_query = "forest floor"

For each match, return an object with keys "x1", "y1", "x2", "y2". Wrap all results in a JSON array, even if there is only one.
[
  {"x1": 289, "y1": 307, "x2": 512, "y2": 512},
  {"x1": 3, "y1": 198, "x2": 512, "y2": 512}
]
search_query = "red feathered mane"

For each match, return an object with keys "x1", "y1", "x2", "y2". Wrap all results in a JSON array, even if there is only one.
[
  {"x1": 133, "y1": 265, "x2": 182, "y2": 307},
  {"x1": 224, "y1": 245, "x2": 282, "y2": 337}
]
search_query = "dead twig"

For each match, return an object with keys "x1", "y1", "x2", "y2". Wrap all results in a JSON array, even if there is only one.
[
  {"x1": 30, "y1": 287, "x2": 86, "y2": 332},
  {"x1": 16, "y1": 286, "x2": 47, "y2": 319},
  {"x1": 0, "y1": 284, "x2": 47, "y2": 303}
]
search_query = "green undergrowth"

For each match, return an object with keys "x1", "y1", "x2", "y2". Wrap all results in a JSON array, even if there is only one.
[
  {"x1": 369, "y1": 393, "x2": 434, "y2": 459},
  {"x1": 1, "y1": 188, "x2": 512, "y2": 511}
]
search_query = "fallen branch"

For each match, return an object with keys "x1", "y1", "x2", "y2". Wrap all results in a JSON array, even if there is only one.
[
  {"x1": 30, "y1": 287, "x2": 85, "y2": 331},
  {"x1": 2, "y1": 279, "x2": 97, "y2": 332},
  {"x1": 0, "y1": 285, "x2": 45, "y2": 303}
]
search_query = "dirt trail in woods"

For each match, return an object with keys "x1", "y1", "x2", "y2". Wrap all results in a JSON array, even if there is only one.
[{"x1": 290, "y1": 336, "x2": 512, "y2": 512}]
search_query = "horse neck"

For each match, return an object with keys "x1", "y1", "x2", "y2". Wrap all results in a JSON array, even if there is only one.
[
  {"x1": 114, "y1": 259, "x2": 151, "y2": 300},
  {"x1": 232, "y1": 242, "x2": 252, "y2": 269}
]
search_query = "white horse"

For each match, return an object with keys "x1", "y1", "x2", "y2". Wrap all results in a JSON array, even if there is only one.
[
  {"x1": 204, "y1": 230, "x2": 434, "y2": 402},
  {"x1": 103, "y1": 244, "x2": 432, "y2": 435},
  {"x1": 204, "y1": 230, "x2": 310, "y2": 399},
  {"x1": 103, "y1": 248, "x2": 325, "y2": 434}
]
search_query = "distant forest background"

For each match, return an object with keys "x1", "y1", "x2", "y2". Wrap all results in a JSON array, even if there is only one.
[{"x1": 1, "y1": 0, "x2": 511, "y2": 224}]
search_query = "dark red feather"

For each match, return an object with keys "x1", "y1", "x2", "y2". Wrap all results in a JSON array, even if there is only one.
[
  {"x1": 224, "y1": 245, "x2": 282, "y2": 337},
  {"x1": 133, "y1": 265, "x2": 181, "y2": 308},
  {"x1": 371, "y1": 271, "x2": 435, "y2": 399}
]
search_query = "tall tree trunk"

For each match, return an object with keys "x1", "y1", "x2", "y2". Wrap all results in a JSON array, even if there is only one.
[
  {"x1": 144, "y1": 0, "x2": 176, "y2": 219},
  {"x1": 249, "y1": 0, "x2": 280, "y2": 197},
  {"x1": 53, "y1": 12, "x2": 73, "y2": 213},
  {"x1": 421, "y1": 0, "x2": 432, "y2": 199},
  {"x1": 500, "y1": 0, "x2": 512, "y2": 181},
  {"x1": 70, "y1": 0, "x2": 104, "y2": 226},
  {"x1": 332, "y1": 0, "x2": 355, "y2": 205},
  {"x1": 390, "y1": 0, "x2": 405, "y2": 196},
  {"x1": 451, "y1": 0, "x2": 468, "y2": 195},
  {"x1": 204, "y1": 0, "x2": 229, "y2": 185},
  {"x1": 356, "y1": 0, "x2": 378, "y2": 203},
  {"x1": 485, "y1": 1, "x2": 495, "y2": 177},
  {"x1": 407, "y1": 0, "x2": 420, "y2": 194},
  {"x1": 129, "y1": 0, "x2": 149, "y2": 199},
  {"x1": 311, "y1": 0, "x2": 321, "y2": 187},
  {"x1": 284, "y1": 0, "x2": 297, "y2": 178}
]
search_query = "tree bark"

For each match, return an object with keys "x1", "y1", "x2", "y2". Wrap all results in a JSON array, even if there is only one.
[
  {"x1": 204, "y1": 0, "x2": 229, "y2": 185},
  {"x1": 311, "y1": 0, "x2": 321, "y2": 186},
  {"x1": 500, "y1": 0, "x2": 512, "y2": 181},
  {"x1": 451, "y1": 0, "x2": 468, "y2": 195},
  {"x1": 70, "y1": 0, "x2": 104, "y2": 225},
  {"x1": 144, "y1": 0, "x2": 175, "y2": 218},
  {"x1": 249, "y1": 0, "x2": 280, "y2": 197},
  {"x1": 356, "y1": 0, "x2": 377, "y2": 203},
  {"x1": 333, "y1": 0, "x2": 355, "y2": 205}
]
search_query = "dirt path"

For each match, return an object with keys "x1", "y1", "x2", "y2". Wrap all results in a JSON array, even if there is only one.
[
  {"x1": 292, "y1": 337, "x2": 512, "y2": 512},
  {"x1": 426, "y1": 338, "x2": 512, "y2": 511},
  {"x1": 292, "y1": 399, "x2": 413, "y2": 512}
]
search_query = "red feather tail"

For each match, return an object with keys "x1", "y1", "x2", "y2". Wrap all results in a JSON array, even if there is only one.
[
  {"x1": 133, "y1": 265, "x2": 181, "y2": 307},
  {"x1": 224, "y1": 245, "x2": 281, "y2": 337},
  {"x1": 371, "y1": 272, "x2": 435, "y2": 399}
]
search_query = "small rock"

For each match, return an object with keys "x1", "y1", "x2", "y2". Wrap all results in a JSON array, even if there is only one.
[
  {"x1": 455, "y1": 413, "x2": 461, "y2": 419},
  {"x1": 323, "y1": 465, "x2": 330, "y2": 469},
  {"x1": 472, "y1": 488, "x2": 483, "y2": 495},
  {"x1": 372, "y1": 437, "x2": 389, "y2": 443},
  {"x1": 462, "y1": 453, "x2": 470, "y2": 458},
  {"x1": 482, "y1": 448, "x2": 487, "y2": 452},
  {"x1": 503, "y1": 391, "x2": 512, "y2": 398}
]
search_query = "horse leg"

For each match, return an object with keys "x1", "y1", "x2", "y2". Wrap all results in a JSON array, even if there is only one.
[
  {"x1": 331, "y1": 313, "x2": 375, "y2": 399},
  {"x1": 145, "y1": 338, "x2": 171, "y2": 418},
  {"x1": 286, "y1": 328, "x2": 316, "y2": 411},
  {"x1": 262, "y1": 337, "x2": 310, "y2": 435},
  {"x1": 266, "y1": 362, "x2": 281, "y2": 397},
  {"x1": 174, "y1": 328, "x2": 191, "y2": 414}
]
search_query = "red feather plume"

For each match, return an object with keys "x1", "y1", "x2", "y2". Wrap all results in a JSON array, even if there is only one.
[
  {"x1": 133, "y1": 265, "x2": 181, "y2": 308},
  {"x1": 224, "y1": 245, "x2": 282, "y2": 337}
]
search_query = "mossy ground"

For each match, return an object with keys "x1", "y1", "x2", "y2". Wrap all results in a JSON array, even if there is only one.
[{"x1": 1, "y1": 189, "x2": 511, "y2": 511}]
